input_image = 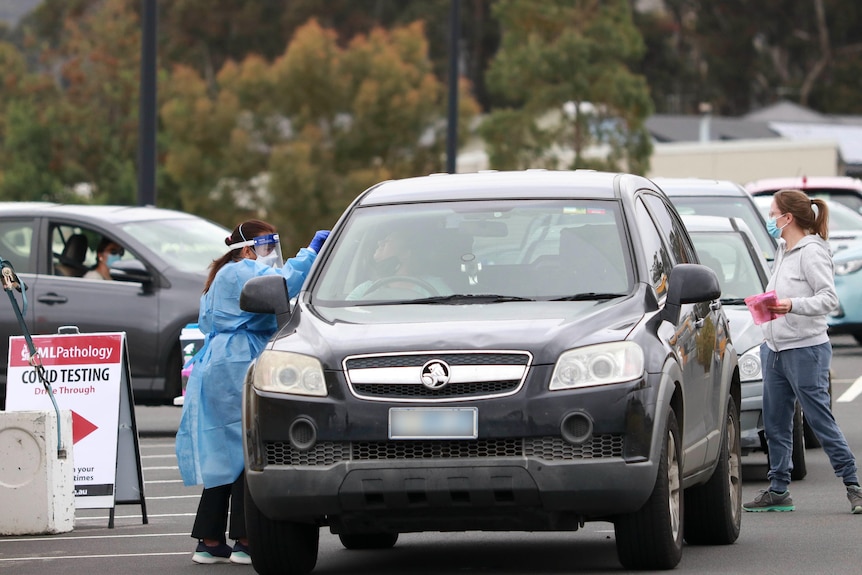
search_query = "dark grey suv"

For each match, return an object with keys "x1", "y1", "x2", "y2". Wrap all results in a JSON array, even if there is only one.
[
  {"x1": 0, "y1": 202, "x2": 228, "y2": 407},
  {"x1": 240, "y1": 170, "x2": 742, "y2": 573}
]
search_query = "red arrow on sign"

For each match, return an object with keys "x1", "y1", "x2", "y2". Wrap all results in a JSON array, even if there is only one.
[{"x1": 71, "y1": 410, "x2": 99, "y2": 444}]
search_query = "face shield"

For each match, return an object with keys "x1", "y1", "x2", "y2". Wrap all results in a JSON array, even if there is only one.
[{"x1": 229, "y1": 233, "x2": 284, "y2": 268}]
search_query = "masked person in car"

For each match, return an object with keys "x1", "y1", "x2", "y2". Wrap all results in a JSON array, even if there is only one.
[
  {"x1": 175, "y1": 220, "x2": 329, "y2": 564},
  {"x1": 83, "y1": 237, "x2": 124, "y2": 280}
]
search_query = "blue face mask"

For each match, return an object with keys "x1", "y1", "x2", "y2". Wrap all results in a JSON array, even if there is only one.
[
  {"x1": 105, "y1": 253, "x2": 122, "y2": 267},
  {"x1": 766, "y1": 215, "x2": 786, "y2": 239}
]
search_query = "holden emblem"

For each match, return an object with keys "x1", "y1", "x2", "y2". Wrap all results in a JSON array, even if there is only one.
[{"x1": 420, "y1": 360, "x2": 451, "y2": 389}]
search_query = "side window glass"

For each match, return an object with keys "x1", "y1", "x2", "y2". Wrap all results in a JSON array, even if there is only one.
[
  {"x1": 642, "y1": 194, "x2": 695, "y2": 264},
  {"x1": 635, "y1": 198, "x2": 672, "y2": 297},
  {"x1": 51, "y1": 224, "x2": 137, "y2": 280},
  {"x1": 0, "y1": 220, "x2": 35, "y2": 274}
]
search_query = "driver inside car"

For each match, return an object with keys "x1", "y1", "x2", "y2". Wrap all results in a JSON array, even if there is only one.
[{"x1": 347, "y1": 228, "x2": 448, "y2": 300}]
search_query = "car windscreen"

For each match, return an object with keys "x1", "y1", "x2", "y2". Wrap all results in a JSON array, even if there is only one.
[
  {"x1": 691, "y1": 231, "x2": 767, "y2": 301},
  {"x1": 670, "y1": 196, "x2": 776, "y2": 264},
  {"x1": 121, "y1": 217, "x2": 229, "y2": 273},
  {"x1": 313, "y1": 199, "x2": 632, "y2": 305}
]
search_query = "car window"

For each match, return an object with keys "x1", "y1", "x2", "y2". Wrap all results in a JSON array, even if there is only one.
[
  {"x1": 0, "y1": 220, "x2": 35, "y2": 274},
  {"x1": 51, "y1": 224, "x2": 140, "y2": 279},
  {"x1": 669, "y1": 195, "x2": 775, "y2": 263},
  {"x1": 641, "y1": 193, "x2": 696, "y2": 265},
  {"x1": 120, "y1": 218, "x2": 229, "y2": 273},
  {"x1": 634, "y1": 198, "x2": 673, "y2": 297},
  {"x1": 690, "y1": 232, "x2": 767, "y2": 300},
  {"x1": 314, "y1": 199, "x2": 631, "y2": 303}
]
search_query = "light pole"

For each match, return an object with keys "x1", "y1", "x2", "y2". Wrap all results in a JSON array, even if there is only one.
[
  {"x1": 138, "y1": 0, "x2": 157, "y2": 206},
  {"x1": 446, "y1": 0, "x2": 461, "y2": 174}
]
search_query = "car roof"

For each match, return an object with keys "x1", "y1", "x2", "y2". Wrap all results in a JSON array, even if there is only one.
[
  {"x1": 0, "y1": 202, "x2": 206, "y2": 224},
  {"x1": 651, "y1": 177, "x2": 749, "y2": 197},
  {"x1": 745, "y1": 176, "x2": 862, "y2": 194},
  {"x1": 356, "y1": 170, "x2": 658, "y2": 205}
]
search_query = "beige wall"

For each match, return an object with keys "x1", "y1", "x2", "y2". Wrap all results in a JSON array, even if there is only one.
[{"x1": 647, "y1": 139, "x2": 840, "y2": 183}]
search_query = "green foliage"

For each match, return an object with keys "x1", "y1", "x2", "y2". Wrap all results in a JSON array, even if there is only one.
[
  {"x1": 161, "y1": 18, "x2": 479, "y2": 245},
  {"x1": 481, "y1": 0, "x2": 653, "y2": 174}
]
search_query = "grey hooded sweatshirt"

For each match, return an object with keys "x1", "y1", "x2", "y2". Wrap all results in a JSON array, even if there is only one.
[{"x1": 762, "y1": 234, "x2": 838, "y2": 352}]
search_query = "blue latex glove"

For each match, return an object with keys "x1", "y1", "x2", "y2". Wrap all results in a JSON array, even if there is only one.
[{"x1": 309, "y1": 230, "x2": 330, "y2": 253}]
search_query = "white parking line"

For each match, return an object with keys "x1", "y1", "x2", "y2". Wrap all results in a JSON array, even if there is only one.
[
  {"x1": 837, "y1": 375, "x2": 862, "y2": 403},
  {"x1": 1, "y1": 532, "x2": 188, "y2": 542},
  {"x1": 0, "y1": 552, "x2": 189, "y2": 562}
]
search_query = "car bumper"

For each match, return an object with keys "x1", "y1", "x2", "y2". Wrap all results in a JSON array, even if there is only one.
[
  {"x1": 740, "y1": 379, "x2": 763, "y2": 452},
  {"x1": 243, "y1": 369, "x2": 665, "y2": 529}
]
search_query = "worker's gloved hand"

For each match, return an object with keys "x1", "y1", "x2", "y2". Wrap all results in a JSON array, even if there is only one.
[{"x1": 309, "y1": 230, "x2": 330, "y2": 253}]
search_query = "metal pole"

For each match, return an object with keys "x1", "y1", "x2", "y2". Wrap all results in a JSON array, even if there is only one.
[
  {"x1": 138, "y1": 0, "x2": 157, "y2": 206},
  {"x1": 446, "y1": 0, "x2": 461, "y2": 174}
]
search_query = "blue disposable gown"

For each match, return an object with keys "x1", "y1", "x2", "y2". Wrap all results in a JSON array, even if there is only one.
[{"x1": 175, "y1": 248, "x2": 316, "y2": 487}]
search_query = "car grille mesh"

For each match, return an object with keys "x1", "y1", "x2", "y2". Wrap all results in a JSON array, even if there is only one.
[
  {"x1": 353, "y1": 380, "x2": 520, "y2": 398},
  {"x1": 265, "y1": 434, "x2": 624, "y2": 466},
  {"x1": 344, "y1": 351, "x2": 531, "y2": 401}
]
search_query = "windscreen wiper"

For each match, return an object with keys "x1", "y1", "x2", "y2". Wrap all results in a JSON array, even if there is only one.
[
  {"x1": 550, "y1": 292, "x2": 624, "y2": 301},
  {"x1": 720, "y1": 297, "x2": 747, "y2": 305},
  {"x1": 408, "y1": 293, "x2": 535, "y2": 304}
]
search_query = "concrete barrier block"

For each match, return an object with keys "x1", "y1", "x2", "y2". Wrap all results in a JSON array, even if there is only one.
[{"x1": 0, "y1": 410, "x2": 75, "y2": 535}]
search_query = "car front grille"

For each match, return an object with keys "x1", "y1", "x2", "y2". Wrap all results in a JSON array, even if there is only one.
[
  {"x1": 343, "y1": 351, "x2": 531, "y2": 402},
  {"x1": 264, "y1": 434, "x2": 624, "y2": 466}
]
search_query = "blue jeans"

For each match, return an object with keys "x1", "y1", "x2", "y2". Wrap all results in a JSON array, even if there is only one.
[{"x1": 761, "y1": 342, "x2": 858, "y2": 492}]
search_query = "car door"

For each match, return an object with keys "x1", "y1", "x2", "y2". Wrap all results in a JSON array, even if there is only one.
[
  {"x1": 31, "y1": 221, "x2": 160, "y2": 385},
  {"x1": 0, "y1": 216, "x2": 39, "y2": 407},
  {"x1": 637, "y1": 193, "x2": 724, "y2": 470}
]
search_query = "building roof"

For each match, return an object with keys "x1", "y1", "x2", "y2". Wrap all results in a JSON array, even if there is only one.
[{"x1": 646, "y1": 115, "x2": 778, "y2": 143}]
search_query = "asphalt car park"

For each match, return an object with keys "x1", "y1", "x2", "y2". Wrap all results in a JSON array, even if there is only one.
[{"x1": 0, "y1": 203, "x2": 229, "y2": 409}]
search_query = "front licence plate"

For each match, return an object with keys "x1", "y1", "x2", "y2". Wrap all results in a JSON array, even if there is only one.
[{"x1": 389, "y1": 407, "x2": 478, "y2": 440}]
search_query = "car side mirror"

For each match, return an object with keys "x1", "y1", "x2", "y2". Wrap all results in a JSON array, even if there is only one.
[
  {"x1": 661, "y1": 263, "x2": 721, "y2": 325},
  {"x1": 109, "y1": 259, "x2": 153, "y2": 284},
  {"x1": 240, "y1": 275, "x2": 291, "y2": 329}
]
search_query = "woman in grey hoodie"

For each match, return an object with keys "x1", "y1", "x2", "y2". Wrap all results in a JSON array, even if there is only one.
[{"x1": 743, "y1": 189, "x2": 862, "y2": 514}]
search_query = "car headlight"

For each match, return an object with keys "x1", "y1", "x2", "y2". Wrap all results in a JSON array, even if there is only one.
[
  {"x1": 253, "y1": 350, "x2": 327, "y2": 397},
  {"x1": 549, "y1": 342, "x2": 644, "y2": 390},
  {"x1": 738, "y1": 345, "x2": 762, "y2": 382},
  {"x1": 834, "y1": 258, "x2": 862, "y2": 276}
]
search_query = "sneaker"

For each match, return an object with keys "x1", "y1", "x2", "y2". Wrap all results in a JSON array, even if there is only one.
[
  {"x1": 848, "y1": 485, "x2": 862, "y2": 514},
  {"x1": 230, "y1": 541, "x2": 252, "y2": 565},
  {"x1": 743, "y1": 489, "x2": 795, "y2": 512},
  {"x1": 192, "y1": 540, "x2": 232, "y2": 564}
]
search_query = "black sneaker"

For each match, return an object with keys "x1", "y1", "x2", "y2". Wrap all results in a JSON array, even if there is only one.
[
  {"x1": 192, "y1": 540, "x2": 232, "y2": 564},
  {"x1": 230, "y1": 540, "x2": 252, "y2": 564},
  {"x1": 743, "y1": 489, "x2": 795, "y2": 512},
  {"x1": 848, "y1": 485, "x2": 862, "y2": 514}
]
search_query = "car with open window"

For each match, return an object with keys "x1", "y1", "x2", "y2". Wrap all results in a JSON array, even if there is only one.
[
  {"x1": 239, "y1": 170, "x2": 742, "y2": 573},
  {"x1": 0, "y1": 202, "x2": 229, "y2": 408}
]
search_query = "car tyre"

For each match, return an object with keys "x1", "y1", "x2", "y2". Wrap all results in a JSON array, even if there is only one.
[
  {"x1": 683, "y1": 397, "x2": 742, "y2": 545},
  {"x1": 245, "y1": 480, "x2": 319, "y2": 575},
  {"x1": 791, "y1": 404, "x2": 807, "y2": 480},
  {"x1": 615, "y1": 408, "x2": 683, "y2": 570},
  {"x1": 338, "y1": 533, "x2": 399, "y2": 550}
]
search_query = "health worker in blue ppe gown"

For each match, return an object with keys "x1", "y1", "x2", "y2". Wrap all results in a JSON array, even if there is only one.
[{"x1": 175, "y1": 219, "x2": 329, "y2": 564}]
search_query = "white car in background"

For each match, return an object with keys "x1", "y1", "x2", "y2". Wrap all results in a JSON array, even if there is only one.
[{"x1": 682, "y1": 215, "x2": 808, "y2": 479}]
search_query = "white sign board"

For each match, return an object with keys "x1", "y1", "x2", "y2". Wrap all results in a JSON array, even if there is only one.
[{"x1": 6, "y1": 333, "x2": 123, "y2": 509}]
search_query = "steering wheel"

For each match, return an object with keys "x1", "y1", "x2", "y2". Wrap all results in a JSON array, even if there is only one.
[{"x1": 365, "y1": 276, "x2": 440, "y2": 296}]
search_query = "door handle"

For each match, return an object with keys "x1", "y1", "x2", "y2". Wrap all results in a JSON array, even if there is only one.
[{"x1": 37, "y1": 293, "x2": 68, "y2": 305}]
